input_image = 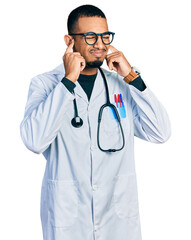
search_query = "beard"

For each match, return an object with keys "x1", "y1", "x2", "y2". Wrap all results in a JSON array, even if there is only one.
[{"x1": 86, "y1": 60, "x2": 103, "y2": 68}]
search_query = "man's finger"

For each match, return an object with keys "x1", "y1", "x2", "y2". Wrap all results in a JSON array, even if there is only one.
[
  {"x1": 65, "y1": 39, "x2": 74, "y2": 54},
  {"x1": 105, "y1": 51, "x2": 121, "y2": 60},
  {"x1": 80, "y1": 58, "x2": 86, "y2": 71},
  {"x1": 109, "y1": 45, "x2": 118, "y2": 53},
  {"x1": 71, "y1": 52, "x2": 81, "y2": 56}
]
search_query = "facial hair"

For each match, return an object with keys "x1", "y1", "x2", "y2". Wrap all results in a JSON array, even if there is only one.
[{"x1": 86, "y1": 60, "x2": 103, "y2": 68}]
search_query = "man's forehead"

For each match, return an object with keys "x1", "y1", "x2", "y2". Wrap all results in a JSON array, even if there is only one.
[{"x1": 75, "y1": 16, "x2": 109, "y2": 33}]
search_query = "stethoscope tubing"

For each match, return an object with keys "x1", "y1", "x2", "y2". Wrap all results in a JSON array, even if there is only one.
[{"x1": 71, "y1": 67, "x2": 125, "y2": 152}]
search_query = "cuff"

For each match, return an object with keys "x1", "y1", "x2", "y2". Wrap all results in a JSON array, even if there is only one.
[
  {"x1": 61, "y1": 77, "x2": 76, "y2": 93},
  {"x1": 129, "y1": 75, "x2": 146, "y2": 92}
]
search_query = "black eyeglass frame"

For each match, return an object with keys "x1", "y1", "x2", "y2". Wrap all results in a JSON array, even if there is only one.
[{"x1": 69, "y1": 31, "x2": 115, "y2": 45}]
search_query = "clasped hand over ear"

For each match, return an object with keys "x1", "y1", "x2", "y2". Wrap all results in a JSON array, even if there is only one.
[
  {"x1": 62, "y1": 39, "x2": 86, "y2": 83},
  {"x1": 105, "y1": 45, "x2": 132, "y2": 77}
]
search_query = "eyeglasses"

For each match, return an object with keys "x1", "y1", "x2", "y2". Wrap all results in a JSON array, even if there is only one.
[{"x1": 70, "y1": 31, "x2": 115, "y2": 45}]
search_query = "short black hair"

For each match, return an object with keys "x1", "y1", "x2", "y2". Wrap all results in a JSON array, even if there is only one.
[{"x1": 67, "y1": 4, "x2": 106, "y2": 34}]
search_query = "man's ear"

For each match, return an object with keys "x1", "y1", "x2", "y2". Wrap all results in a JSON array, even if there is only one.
[{"x1": 64, "y1": 35, "x2": 73, "y2": 47}]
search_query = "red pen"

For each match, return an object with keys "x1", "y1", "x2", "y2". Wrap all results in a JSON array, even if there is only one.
[{"x1": 114, "y1": 94, "x2": 118, "y2": 108}]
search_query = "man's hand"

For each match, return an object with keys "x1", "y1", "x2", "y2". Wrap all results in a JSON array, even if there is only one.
[
  {"x1": 62, "y1": 39, "x2": 86, "y2": 82},
  {"x1": 105, "y1": 45, "x2": 132, "y2": 77}
]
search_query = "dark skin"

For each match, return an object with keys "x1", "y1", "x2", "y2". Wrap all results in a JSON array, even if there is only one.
[{"x1": 63, "y1": 16, "x2": 132, "y2": 82}]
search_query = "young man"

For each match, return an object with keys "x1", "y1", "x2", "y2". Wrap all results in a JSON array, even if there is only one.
[{"x1": 20, "y1": 4, "x2": 171, "y2": 240}]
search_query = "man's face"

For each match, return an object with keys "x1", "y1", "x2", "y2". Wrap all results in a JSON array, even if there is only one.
[{"x1": 72, "y1": 17, "x2": 110, "y2": 68}]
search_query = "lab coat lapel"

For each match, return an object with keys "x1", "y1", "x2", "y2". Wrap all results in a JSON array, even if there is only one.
[
  {"x1": 74, "y1": 81, "x2": 89, "y2": 103},
  {"x1": 89, "y1": 69, "x2": 105, "y2": 104}
]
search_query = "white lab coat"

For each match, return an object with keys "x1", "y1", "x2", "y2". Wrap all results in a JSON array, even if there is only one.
[{"x1": 20, "y1": 63, "x2": 171, "y2": 240}]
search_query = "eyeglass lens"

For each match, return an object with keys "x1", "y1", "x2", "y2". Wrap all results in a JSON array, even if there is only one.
[{"x1": 85, "y1": 33, "x2": 113, "y2": 45}]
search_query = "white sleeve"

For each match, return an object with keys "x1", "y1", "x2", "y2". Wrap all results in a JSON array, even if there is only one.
[
  {"x1": 20, "y1": 74, "x2": 75, "y2": 154},
  {"x1": 129, "y1": 84, "x2": 171, "y2": 143}
]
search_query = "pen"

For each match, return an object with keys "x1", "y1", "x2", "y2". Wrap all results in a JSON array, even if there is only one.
[
  {"x1": 119, "y1": 94, "x2": 124, "y2": 107},
  {"x1": 114, "y1": 94, "x2": 118, "y2": 108}
]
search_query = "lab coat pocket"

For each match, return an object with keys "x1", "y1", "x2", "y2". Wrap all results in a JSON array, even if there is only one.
[
  {"x1": 113, "y1": 174, "x2": 139, "y2": 219},
  {"x1": 48, "y1": 180, "x2": 79, "y2": 228},
  {"x1": 102, "y1": 100, "x2": 128, "y2": 135}
]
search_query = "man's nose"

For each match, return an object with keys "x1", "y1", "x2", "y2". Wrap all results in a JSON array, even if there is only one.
[{"x1": 93, "y1": 35, "x2": 105, "y2": 49}]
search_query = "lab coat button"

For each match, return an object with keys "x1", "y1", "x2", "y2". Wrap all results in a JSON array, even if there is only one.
[
  {"x1": 92, "y1": 185, "x2": 98, "y2": 191},
  {"x1": 94, "y1": 225, "x2": 98, "y2": 232},
  {"x1": 91, "y1": 144, "x2": 96, "y2": 151}
]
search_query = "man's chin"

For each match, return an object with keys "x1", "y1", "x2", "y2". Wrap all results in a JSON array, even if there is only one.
[{"x1": 86, "y1": 60, "x2": 103, "y2": 68}]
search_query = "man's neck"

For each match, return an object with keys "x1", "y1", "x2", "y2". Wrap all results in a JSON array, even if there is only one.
[{"x1": 80, "y1": 67, "x2": 98, "y2": 75}]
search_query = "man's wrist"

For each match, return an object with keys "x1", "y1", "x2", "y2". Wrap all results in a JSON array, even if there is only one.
[
  {"x1": 65, "y1": 74, "x2": 78, "y2": 83},
  {"x1": 123, "y1": 69, "x2": 139, "y2": 83}
]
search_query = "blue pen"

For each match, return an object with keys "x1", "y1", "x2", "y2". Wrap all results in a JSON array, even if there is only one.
[
  {"x1": 120, "y1": 94, "x2": 124, "y2": 107},
  {"x1": 119, "y1": 94, "x2": 126, "y2": 118}
]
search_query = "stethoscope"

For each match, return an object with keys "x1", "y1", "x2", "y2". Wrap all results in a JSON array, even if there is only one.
[{"x1": 71, "y1": 67, "x2": 125, "y2": 153}]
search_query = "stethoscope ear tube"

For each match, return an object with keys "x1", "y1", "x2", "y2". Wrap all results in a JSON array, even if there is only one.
[{"x1": 97, "y1": 68, "x2": 125, "y2": 152}]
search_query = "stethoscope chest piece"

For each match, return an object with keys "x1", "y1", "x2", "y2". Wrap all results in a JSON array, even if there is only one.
[{"x1": 71, "y1": 116, "x2": 83, "y2": 128}]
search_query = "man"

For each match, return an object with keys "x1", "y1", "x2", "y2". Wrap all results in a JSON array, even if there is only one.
[{"x1": 20, "y1": 4, "x2": 171, "y2": 240}]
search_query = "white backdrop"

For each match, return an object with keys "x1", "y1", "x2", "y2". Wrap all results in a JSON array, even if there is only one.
[{"x1": 0, "y1": 0, "x2": 190, "y2": 239}]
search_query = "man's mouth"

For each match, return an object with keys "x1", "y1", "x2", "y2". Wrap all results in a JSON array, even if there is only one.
[{"x1": 90, "y1": 50, "x2": 106, "y2": 58}]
